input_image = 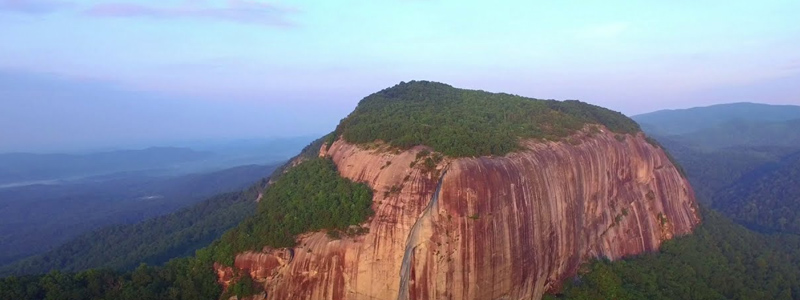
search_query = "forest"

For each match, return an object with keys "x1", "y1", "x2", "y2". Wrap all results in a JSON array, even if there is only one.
[
  {"x1": 0, "y1": 154, "x2": 373, "y2": 299},
  {"x1": 548, "y1": 209, "x2": 800, "y2": 299},
  {"x1": 2, "y1": 98, "x2": 799, "y2": 300},
  {"x1": 0, "y1": 185, "x2": 261, "y2": 276},
  {"x1": 204, "y1": 157, "x2": 374, "y2": 266},
  {"x1": 330, "y1": 81, "x2": 640, "y2": 157},
  {"x1": 551, "y1": 104, "x2": 800, "y2": 299}
]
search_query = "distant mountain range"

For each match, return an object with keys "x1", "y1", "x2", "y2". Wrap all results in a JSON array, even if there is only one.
[
  {"x1": 0, "y1": 163, "x2": 278, "y2": 267},
  {"x1": 633, "y1": 102, "x2": 800, "y2": 136},
  {"x1": 633, "y1": 102, "x2": 800, "y2": 235},
  {"x1": 0, "y1": 137, "x2": 314, "y2": 186},
  {"x1": 0, "y1": 147, "x2": 212, "y2": 186}
]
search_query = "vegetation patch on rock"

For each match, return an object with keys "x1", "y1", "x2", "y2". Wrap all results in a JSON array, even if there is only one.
[
  {"x1": 330, "y1": 81, "x2": 640, "y2": 157},
  {"x1": 205, "y1": 157, "x2": 374, "y2": 265}
]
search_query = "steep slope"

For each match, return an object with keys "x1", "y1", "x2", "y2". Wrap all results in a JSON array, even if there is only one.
[
  {"x1": 635, "y1": 103, "x2": 800, "y2": 235},
  {"x1": 217, "y1": 81, "x2": 700, "y2": 300},
  {"x1": 714, "y1": 151, "x2": 800, "y2": 234}
]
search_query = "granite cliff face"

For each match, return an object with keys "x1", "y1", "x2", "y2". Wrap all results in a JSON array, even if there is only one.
[{"x1": 217, "y1": 126, "x2": 699, "y2": 300}]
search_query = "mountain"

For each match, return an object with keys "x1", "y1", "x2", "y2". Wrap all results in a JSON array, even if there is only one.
[
  {"x1": 677, "y1": 118, "x2": 800, "y2": 150},
  {"x1": 632, "y1": 102, "x2": 800, "y2": 136},
  {"x1": 547, "y1": 103, "x2": 800, "y2": 299},
  {"x1": 0, "y1": 138, "x2": 329, "y2": 278},
  {"x1": 714, "y1": 151, "x2": 800, "y2": 234},
  {"x1": 0, "y1": 164, "x2": 278, "y2": 267},
  {"x1": 0, "y1": 137, "x2": 316, "y2": 187},
  {"x1": 0, "y1": 147, "x2": 213, "y2": 185},
  {"x1": 0, "y1": 180, "x2": 264, "y2": 277},
  {"x1": 550, "y1": 208, "x2": 800, "y2": 299},
  {"x1": 204, "y1": 81, "x2": 698, "y2": 299},
  {"x1": 0, "y1": 81, "x2": 699, "y2": 300},
  {"x1": 633, "y1": 103, "x2": 800, "y2": 236}
]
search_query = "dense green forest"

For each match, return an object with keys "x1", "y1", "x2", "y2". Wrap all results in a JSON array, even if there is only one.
[
  {"x1": 548, "y1": 209, "x2": 800, "y2": 300},
  {"x1": 655, "y1": 137, "x2": 795, "y2": 204},
  {"x1": 204, "y1": 157, "x2": 373, "y2": 266},
  {"x1": 3, "y1": 99, "x2": 799, "y2": 299},
  {"x1": 0, "y1": 143, "x2": 372, "y2": 299},
  {"x1": 330, "y1": 81, "x2": 640, "y2": 157},
  {"x1": 640, "y1": 106, "x2": 800, "y2": 235},
  {"x1": 0, "y1": 137, "x2": 330, "y2": 278},
  {"x1": 0, "y1": 257, "x2": 220, "y2": 300},
  {"x1": 552, "y1": 103, "x2": 800, "y2": 299},
  {"x1": 715, "y1": 152, "x2": 800, "y2": 234},
  {"x1": 0, "y1": 183, "x2": 262, "y2": 277}
]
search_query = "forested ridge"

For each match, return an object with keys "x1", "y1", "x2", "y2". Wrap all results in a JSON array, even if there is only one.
[
  {"x1": 2, "y1": 94, "x2": 800, "y2": 299},
  {"x1": 0, "y1": 183, "x2": 263, "y2": 277},
  {"x1": 204, "y1": 157, "x2": 373, "y2": 266},
  {"x1": 553, "y1": 103, "x2": 800, "y2": 299},
  {"x1": 330, "y1": 81, "x2": 640, "y2": 157},
  {"x1": 0, "y1": 139, "x2": 373, "y2": 299},
  {"x1": 548, "y1": 209, "x2": 800, "y2": 300},
  {"x1": 0, "y1": 164, "x2": 276, "y2": 268},
  {"x1": 715, "y1": 151, "x2": 800, "y2": 234}
]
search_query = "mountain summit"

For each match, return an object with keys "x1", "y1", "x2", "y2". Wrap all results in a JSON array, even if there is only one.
[
  {"x1": 212, "y1": 82, "x2": 700, "y2": 300},
  {"x1": 331, "y1": 80, "x2": 640, "y2": 157}
]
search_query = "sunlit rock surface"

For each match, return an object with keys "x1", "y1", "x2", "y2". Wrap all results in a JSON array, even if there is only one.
[{"x1": 219, "y1": 127, "x2": 700, "y2": 300}]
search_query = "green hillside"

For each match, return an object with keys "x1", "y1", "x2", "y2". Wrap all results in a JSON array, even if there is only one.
[
  {"x1": 679, "y1": 119, "x2": 800, "y2": 151},
  {"x1": 549, "y1": 209, "x2": 800, "y2": 300},
  {"x1": 549, "y1": 103, "x2": 800, "y2": 299},
  {"x1": 715, "y1": 152, "x2": 800, "y2": 234},
  {"x1": 0, "y1": 185, "x2": 261, "y2": 277},
  {"x1": 632, "y1": 102, "x2": 800, "y2": 136},
  {"x1": 331, "y1": 81, "x2": 640, "y2": 157}
]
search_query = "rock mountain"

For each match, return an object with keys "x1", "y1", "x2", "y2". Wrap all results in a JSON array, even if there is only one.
[{"x1": 216, "y1": 81, "x2": 700, "y2": 300}]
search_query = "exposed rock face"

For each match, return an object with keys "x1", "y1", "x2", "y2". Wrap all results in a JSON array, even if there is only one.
[{"x1": 221, "y1": 127, "x2": 700, "y2": 300}]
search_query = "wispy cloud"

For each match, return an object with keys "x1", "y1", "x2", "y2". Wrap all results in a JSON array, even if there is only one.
[
  {"x1": 0, "y1": 0, "x2": 72, "y2": 14},
  {"x1": 85, "y1": 0, "x2": 298, "y2": 27}
]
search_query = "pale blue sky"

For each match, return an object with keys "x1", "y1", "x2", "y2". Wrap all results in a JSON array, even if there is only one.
[{"x1": 1, "y1": 0, "x2": 799, "y2": 152}]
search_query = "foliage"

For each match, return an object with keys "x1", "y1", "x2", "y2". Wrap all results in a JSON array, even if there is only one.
[
  {"x1": 0, "y1": 181, "x2": 263, "y2": 277},
  {"x1": 0, "y1": 258, "x2": 220, "y2": 300},
  {"x1": 0, "y1": 139, "x2": 371, "y2": 299},
  {"x1": 551, "y1": 209, "x2": 800, "y2": 300},
  {"x1": 715, "y1": 151, "x2": 800, "y2": 234},
  {"x1": 330, "y1": 81, "x2": 640, "y2": 157},
  {"x1": 221, "y1": 272, "x2": 257, "y2": 299},
  {"x1": 206, "y1": 157, "x2": 374, "y2": 265},
  {"x1": 0, "y1": 164, "x2": 275, "y2": 268}
]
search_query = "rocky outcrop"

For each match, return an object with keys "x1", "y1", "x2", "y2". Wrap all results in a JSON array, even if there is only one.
[{"x1": 221, "y1": 126, "x2": 700, "y2": 300}]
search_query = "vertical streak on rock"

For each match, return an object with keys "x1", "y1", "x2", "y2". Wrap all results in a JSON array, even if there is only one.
[
  {"x1": 398, "y1": 169, "x2": 448, "y2": 300},
  {"x1": 221, "y1": 127, "x2": 700, "y2": 300}
]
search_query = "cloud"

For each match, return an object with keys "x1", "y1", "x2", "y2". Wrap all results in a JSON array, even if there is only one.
[
  {"x1": 0, "y1": 0, "x2": 72, "y2": 14},
  {"x1": 84, "y1": 0, "x2": 298, "y2": 27}
]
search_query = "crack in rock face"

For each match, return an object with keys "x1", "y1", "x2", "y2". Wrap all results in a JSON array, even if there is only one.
[{"x1": 398, "y1": 169, "x2": 448, "y2": 300}]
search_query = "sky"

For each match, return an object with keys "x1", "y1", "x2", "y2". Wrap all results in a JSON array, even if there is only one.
[{"x1": 1, "y1": 0, "x2": 799, "y2": 152}]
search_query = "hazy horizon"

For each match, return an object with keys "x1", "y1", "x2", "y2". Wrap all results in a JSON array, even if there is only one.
[{"x1": 2, "y1": 0, "x2": 798, "y2": 152}]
